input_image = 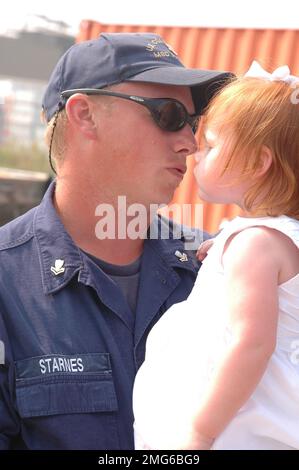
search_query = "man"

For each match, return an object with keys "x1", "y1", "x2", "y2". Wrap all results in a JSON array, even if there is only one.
[{"x1": 0, "y1": 33, "x2": 232, "y2": 449}]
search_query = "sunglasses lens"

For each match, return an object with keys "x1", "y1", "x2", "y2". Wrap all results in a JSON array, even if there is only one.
[
  {"x1": 153, "y1": 100, "x2": 199, "y2": 134},
  {"x1": 155, "y1": 101, "x2": 186, "y2": 132},
  {"x1": 191, "y1": 117, "x2": 200, "y2": 134}
]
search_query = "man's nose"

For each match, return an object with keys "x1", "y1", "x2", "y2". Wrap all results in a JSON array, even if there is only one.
[{"x1": 173, "y1": 127, "x2": 199, "y2": 156}]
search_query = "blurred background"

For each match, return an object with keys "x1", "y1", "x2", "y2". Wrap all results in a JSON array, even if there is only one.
[{"x1": 0, "y1": 0, "x2": 298, "y2": 231}]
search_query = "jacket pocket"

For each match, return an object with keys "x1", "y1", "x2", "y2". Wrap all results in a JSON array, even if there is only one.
[
  {"x1": 14, "y1": 353, "x2": 120, "y2": 449},
  {"x1": 16, "y1": 373, "x2": 118, "y2": 417},
  {"x1": 15, "y1": 352, "x2": 118, "y2": 417}
]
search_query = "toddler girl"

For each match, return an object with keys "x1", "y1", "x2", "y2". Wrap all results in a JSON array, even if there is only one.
[{"x1": 133, "y1": 61, "x2": 299, "y2": 450}]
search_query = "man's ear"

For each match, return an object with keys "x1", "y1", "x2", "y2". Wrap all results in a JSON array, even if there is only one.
[
  {"x1": 65, "y1": 94, "x2": 98, "y2": 140},
  {"x1": 256, "y1": 145, "x2": 273, "y2": 177}
]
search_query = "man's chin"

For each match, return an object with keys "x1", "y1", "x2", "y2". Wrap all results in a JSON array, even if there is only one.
[{"x1": 152, "y1": 194, "x2": 175, "y2": 208}]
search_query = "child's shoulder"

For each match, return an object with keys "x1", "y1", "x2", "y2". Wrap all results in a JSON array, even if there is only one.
[
  {"x1": 223, "y1": 224, "x2": 281, "y2": 261},
  {"x1": 222, "y1": 218, "x2": 299, "y2": 284},
  {"x1": 221, "y1": 215, "x2": 299, "y2": 252}
]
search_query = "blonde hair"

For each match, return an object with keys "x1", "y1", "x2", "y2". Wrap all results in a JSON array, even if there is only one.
[
  {"x1": 41, "y1": 109, "x2": 68, "y2": 168},
  {"x1": 204, "y1": 77, "x2": 299, "y2": 219}
]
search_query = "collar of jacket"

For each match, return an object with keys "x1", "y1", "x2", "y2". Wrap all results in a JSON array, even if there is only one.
[{"x1": 34, "y1": 182, "x2": 199, "y2": 295}]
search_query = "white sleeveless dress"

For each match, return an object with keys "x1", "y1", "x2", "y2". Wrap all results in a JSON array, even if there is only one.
[{"x1": 133, "y1": 215, "x2": 299, "y2": 450}]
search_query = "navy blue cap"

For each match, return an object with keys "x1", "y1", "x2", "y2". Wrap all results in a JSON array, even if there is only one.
[{"x1": 42, "y1": 32, "x2": 233, "y2": 122}]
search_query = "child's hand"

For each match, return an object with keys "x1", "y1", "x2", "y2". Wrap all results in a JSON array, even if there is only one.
[
  {"x1": 180, "y1": 430, "x2": 214, "y2": 450},
  {"x1": 196, "y1": 239, "x2": 214, "y2": 261}
]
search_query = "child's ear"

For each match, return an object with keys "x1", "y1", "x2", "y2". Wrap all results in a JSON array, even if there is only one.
[{"x1": 256, "y1": 146, "x2": 273, "y2": 176}]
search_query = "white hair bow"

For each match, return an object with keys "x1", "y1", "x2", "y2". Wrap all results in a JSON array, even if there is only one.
[{"x1": 244, "y1": 60, "x2": 299, "y2": 86}]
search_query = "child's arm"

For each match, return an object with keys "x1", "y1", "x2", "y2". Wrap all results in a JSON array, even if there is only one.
[{"x1": 183, "y1": 227, "x2": 281, "y2": 450}]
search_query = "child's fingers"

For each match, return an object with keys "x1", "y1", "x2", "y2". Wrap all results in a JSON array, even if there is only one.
[{"x1": 196, "y1": 239, "x2": 214, "y2": 261}]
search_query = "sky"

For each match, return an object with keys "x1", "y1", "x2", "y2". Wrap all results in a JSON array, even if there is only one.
[{"x1": 0, "y1": 0, "x2": 298, "y2": 36}]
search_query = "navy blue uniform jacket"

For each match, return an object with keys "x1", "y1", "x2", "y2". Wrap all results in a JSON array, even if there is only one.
[{"x1": 0, "y1": 183, "x2": 204, "y2": 449}]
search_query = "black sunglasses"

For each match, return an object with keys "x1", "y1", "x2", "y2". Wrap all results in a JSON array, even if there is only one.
[{"x1": 60, "y1": 88, "x2": 200, "y2": 135}]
